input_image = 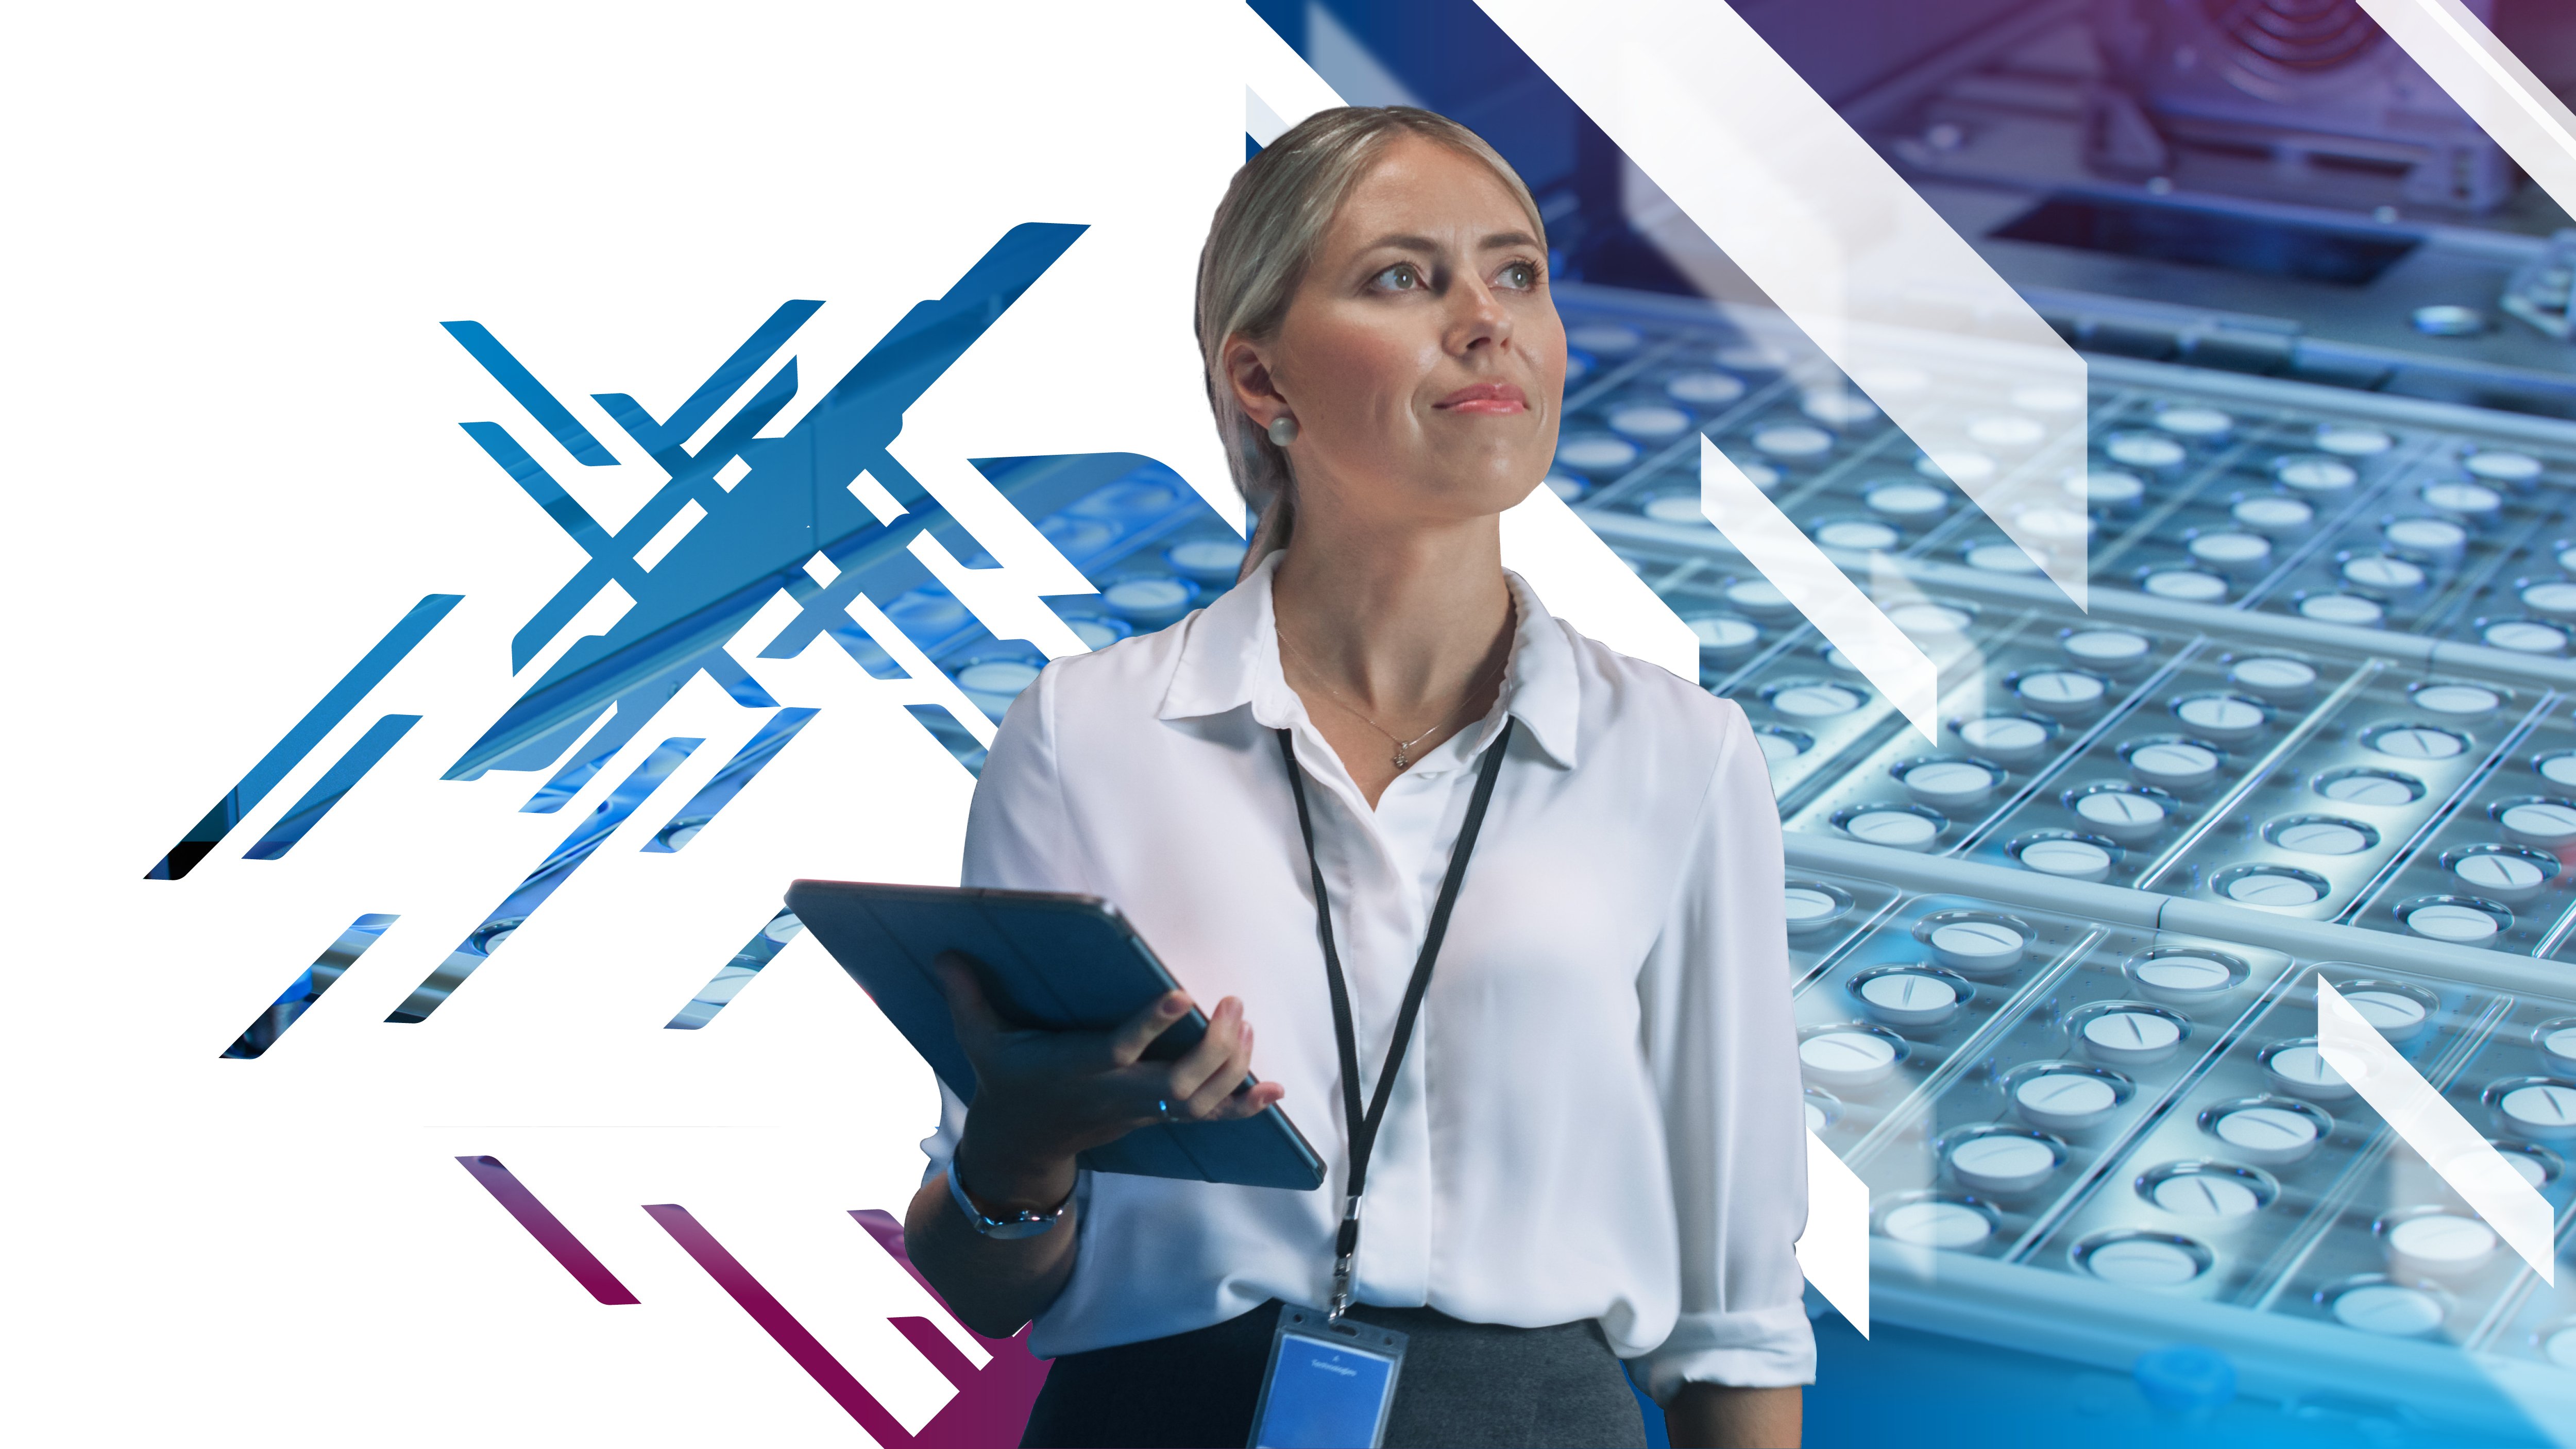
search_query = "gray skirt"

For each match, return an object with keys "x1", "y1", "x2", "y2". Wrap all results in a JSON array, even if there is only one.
[{"x1": 1019, "y1": 1299, "x2": 1650, "y2": 1448}]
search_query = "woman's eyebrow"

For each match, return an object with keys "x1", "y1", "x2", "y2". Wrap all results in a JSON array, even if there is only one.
[{"x1": 1357, "y1": 229, "x2": 1541, "y2": 256}]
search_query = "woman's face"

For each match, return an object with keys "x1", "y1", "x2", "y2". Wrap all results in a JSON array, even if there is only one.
[{"x1": 1232, "y1": 135, "x2": 1565, "y2": 531}]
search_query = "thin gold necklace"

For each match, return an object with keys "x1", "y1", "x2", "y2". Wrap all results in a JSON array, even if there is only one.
[{"x1": 1276, "y1": 623, "x2": 1512, "y2": 771}]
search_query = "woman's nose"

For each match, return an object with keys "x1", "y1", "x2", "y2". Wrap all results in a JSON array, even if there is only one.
[{"x1": 1446, "y1": 276, "x2": 1513, "y2": 354}]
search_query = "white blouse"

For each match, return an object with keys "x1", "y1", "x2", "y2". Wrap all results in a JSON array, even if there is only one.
[{"x1": 926, "y1": 549, "x2": 1815, "y2": 1399}]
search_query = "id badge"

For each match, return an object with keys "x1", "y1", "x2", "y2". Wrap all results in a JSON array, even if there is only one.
[{"x1": 1246, "y1": 1303, "x2": 1408, "y2": 1448}]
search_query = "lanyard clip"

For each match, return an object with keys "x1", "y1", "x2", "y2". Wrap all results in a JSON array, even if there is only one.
[{"x1": 1328, "y1": 1196, "x2": 1361, "y2": 1320}]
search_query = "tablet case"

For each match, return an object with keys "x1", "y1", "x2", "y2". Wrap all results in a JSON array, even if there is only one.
[{"x1": 783, "y1": 879, "x2": 1327, "y2": 1191}]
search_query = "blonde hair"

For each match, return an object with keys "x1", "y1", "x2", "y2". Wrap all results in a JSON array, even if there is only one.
[{"x1": 1195, "y1": 106, "x2": 1546, "y2": 582}]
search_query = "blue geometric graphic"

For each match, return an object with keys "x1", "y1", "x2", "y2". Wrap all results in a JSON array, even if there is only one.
[
  {"x1": 243, "y1": 713, "x2": 423, "y2": 861},
  {"x1": 221, "y1": 913, "x2": 400, "y2": 1059}
]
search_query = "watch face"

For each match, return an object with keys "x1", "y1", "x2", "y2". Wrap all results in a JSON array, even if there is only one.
[{"x1": 949, "y1": 1163, "x2": 1068, "y2": 1237}]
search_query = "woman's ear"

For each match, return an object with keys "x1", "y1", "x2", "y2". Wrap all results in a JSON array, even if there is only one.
[{"x1": 1223, "y1": 334, "x2": 1288, "y2": 431}]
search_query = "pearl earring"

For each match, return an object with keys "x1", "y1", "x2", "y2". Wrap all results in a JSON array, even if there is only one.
[{"x1": 1267, "y1": 414, "x2": 1298, "y2": 446}]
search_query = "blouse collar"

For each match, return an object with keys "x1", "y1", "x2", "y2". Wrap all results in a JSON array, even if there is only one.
[{"x1": 1156, "y1": 547, "x2": 1580, "y2": 771}]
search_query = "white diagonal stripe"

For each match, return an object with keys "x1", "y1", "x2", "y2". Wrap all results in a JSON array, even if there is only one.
[
  {"x1": 2359, "y1": 0, "x2": 2576, "y2": 218},
  {"x1": 1703, "y1": 438, "x2": 1937, "y2": 744},
  {"x1": 1794, "y1": 1129, "x2": 1869, "y2": 1338},
  {"x1": 1477, "y1": 0, "x2": 2092, "y2": 612},
  {"x1": 2316, "y1": 976, "x2": 2556, "y2": 1283}
]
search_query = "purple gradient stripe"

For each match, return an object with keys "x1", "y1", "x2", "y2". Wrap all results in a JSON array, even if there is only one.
[
  {"x1": 456, "y1": 1156, "x2": 639, "y2": 1305},
  {"x1": 851, "y1": 1208, "x2": 1054, "y2": 1449},
  {"x1": 642, "y1": 1203, "x2": 913, "y2": 1447}
]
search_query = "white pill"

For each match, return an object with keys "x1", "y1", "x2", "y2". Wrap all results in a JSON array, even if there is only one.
[
  {"x1": 2545, "y1": 1325, "x2": 2576, "y2": 1369},
  {"x1": 1688, "y1": 615, "x2": 1760, "y2": 657},
  {"x1": 2157, "y1": 407, "x2": 2233, "y2": 438},
  {"x1": 1167, "y1": 539, "x2": 1248, "y2": 581},
  {"x1": 2275, "y1": 820, "x2": 2370, "y2": 855},
  {"x1": 2015, "y1": 1073, "x2": 2120, "y2": 1132},
  {"x1": 2341, "y1": 555, "x2": 2427, "y2": 592},
  {"x1": 2265, "y1": 1043, "x2": 2353, "y2": 1100},
  {"x1": 2343, "y1": 990, "x2": 2431, "y2": 1041},
  {"x1": 1568, "y1": 323, "x2": 1643, "y2": 355},
  {"x1": 2086, "y1": 1237, "x2": 2207, "y2": 1286},
  {"x1": 1922, "y1": 451, "x2": 1996, "y2": 484},
  {"x1": 2541, "y1": 1025, "x2": 2576, "y2": 1071},
  {"x1": 2225, "y1": 870, "x2": 2323, "y2": 907},
  {"x1": 1066, "y1": 618, "x2": 1125, "y2": 650},
  {"x1": 1889, "y1": 602, "x2": 1974, "y2": 636},
  {"x1": 2486, "y1": 620, "x2": 2569, "y2": 654},
  {"x1": 2083, "y1": 1011, "x2": 2183, "y2": 1066},
  {"x1": 2175, "y1": 695, "x2": 2267, "y2": 742},
  {"x1": 1903, "y1": 761, "x2": 1998, "y2": 809},
  {"x1": 1859, "y1": 973, "x2": 1961, "y2": 1028},
  {"x1": 2137, "y1": 957, "x2": 2233, "y2": 997},
  {"x1": 1967, "y1": 543, "x2": 2045, "y2": 573},
  {"x1": 2129, "y1": 742, "x2": 2220, "y2": 792},
  {"x1": 2107, "y1": 433, "x2": 2189, "y2": 469},
  {"x1": 2388, "y1": 1214, "x2": 2498, "y2": 1270},
  {"x1": 2015, "y1": 671, "x2": 2106, "y2": 715},
  {"x1": 1773, "y1": 683, "x2": 1866, "y2": 719},
  {"x1": 1666, "y1": 371, "x2": 1746, "y2": 405},
  {"x1": 2452, "y1": 852, "x2": 2549, "y2": 904},
  {"x1": 1882, "y1": 1201, "x2": 1992, "y2": 1249},
  {"x1": 956, "y1": 660, "x2": 1041, "y2": 701},
  {"x1": 2214, "y1": 1105, "x2": 2323, "y2": 1164},
  {"x1": 2414, "y1": 683, "x2": 2500, "y2": 717},
  {"x1": 2317, "y1": 425, "x2": 2394, "y2": 456},
  {"x1": 2069, "y1": 470, "x2": 2146, "y2": 508},
  {"x1": 2065, "y1": 629, "x2": 2152, "y2": 672},
  {"x1": 2076, "y1": 790, "x2": 2169, "y2": 845},
  {"x1": 2277, "y1": 456, "x2": 2360, "y2": 492},
  {"x1": 2020, "y1": 838, "x2": 2112, "y2": 881},
  {"x1": 2385, "y1": 517, "x2": 2468, "y2": 557},
  {"x1": 2301, "y1": 594, "x2": 2385, "y2": 626},
  {"x1": 2501, "y1": 803, "x2": 2576, "y2": 848},
  {"x1": 2421, "y1": 481, "x2": 2502, "y2": 521},
  {"x1": 1643, "y1": 492, "x2": 1711, "y2": 524},
  {"x1": 2151, "y1": 1172, "x2": 2263, "y2": 1219},
  {"x1": 2405, "y1": 902, "x2": 2505, "y2": 944},
  {"x1": 1800, "y1": 1030, "x2": 1900, "y2": 1088},
  {"x1": 2466, "y1": 451, "x2": 2544, "y2": 483},
  {"x1": 1555, "y1": 434, "x2": 1640, "y2": 472},
  {"x1": 1802, "y1": 390, "x2": 1879, "y2": 426},
  {"x1": 1726, "y1": 578, "x2": 1794, "y2": 616},
  {"x1": 1866, "y1": 481, "x2": 1950, "y2": 520},
  {"x1": 2229, "y1": 657, "x2": 2317, "y2": 703},
  {"x1": 1609, "y1": 403, "x2": 1692, "y2": 439},
  {"x1": 1846, "y1": 808, "x2": 1941, "y2": 849},
  {"x1": 1959, "y1": 717, "x2": 2053, "y2": 766},
  {"x1": 2333, "y1": 1285, "x2": 2447, "y2": 1336},
  {"x1": 2012, "y1": 385, "x2": 2088, "y2": 413},
  {"x1": 1816, "y1": 518, "x2": 1901, "y2": 550},
  {"x1": 2189, "y1": 532, "x2": 2273, "y2": 575},
  {"x1": 1949, "y1": 1135, "x2": 2058, "y2": 1195},
  {"x1": 2520, "y1": 582, "x2": 2576, "y2": 620},
  {"x1": 2319, "y1": 773, "x2": 2420, "y2": 806},
  {"x1": 1753, "y1": 731, "x2": 1807, "y2": 765},
  {"x1": 2145, "y1": 570, "x2": 2230, "y2": 602},
  {"x1": 1104, "y1": 577, "x2": 1191, "y2": 620},
  {"x1": 1930, "y1": 920, "x2": 2027, "y2": 973},
  {"x1": 1544, "y1": 472, "x2": 1585, "y2": 501},
  {"x1": 1784, "y1": 885, "x2": 1845, "y2": 933},
  {"x1": 2368, "y1": 727, "x2": 2463, "y2": 760},
  {"x1": 2232, "y1": 497, "x2": 2314, "y2": 535},
  {"x1": 2500, "y1": 1083, "x2": 2576, "y2": 1138},
  {"x1": 1969, "y1": 415, "x2": 2046, "y2": 448},
  {"x1": 1755, "y1": 424, "x2": 1836, "y2": 457},
  {"x1": 2544, "y1": 754, "x2": 2576, "y2": 787}
]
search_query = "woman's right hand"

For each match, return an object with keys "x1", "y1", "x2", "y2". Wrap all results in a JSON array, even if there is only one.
[{"x1": 935, "y1": 951, "x2": 1287, "y2": 1212}]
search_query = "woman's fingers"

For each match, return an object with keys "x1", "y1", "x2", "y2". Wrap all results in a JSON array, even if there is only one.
[
  {"x1": 1162, "y1": 996, "x2": 1245, "y2": 1102},
  {"x1": 932, "y1": 953, "x2": 1006, "y2": 1050},
  {"x1": 1180, "y1": 1019, "x2": 1259, "y2": 1118},
  {"x1": 1105, "y1": 988, "x2": 1193, "y2": 1068}
]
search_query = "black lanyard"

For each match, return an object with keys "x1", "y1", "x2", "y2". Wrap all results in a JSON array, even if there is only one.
[{"x1": 1275, "y1": 717, "x2": 1512, "y2": 1318}]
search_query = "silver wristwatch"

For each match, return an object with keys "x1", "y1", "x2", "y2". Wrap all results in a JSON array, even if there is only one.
[{"x1": 946, "y1": 1159, "x2": 1072, "y2": 1239}]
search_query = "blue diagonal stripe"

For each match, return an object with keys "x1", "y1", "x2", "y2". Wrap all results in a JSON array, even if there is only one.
[
  {"x1": 386, "y1": 737, "x2": 702, "y2": 1022},
  {"x1": 443, "y1": 320, "x2": 618, "y2": 466},
  {"x1": 243, "y1": 713, "x2": 423, "y2": 860},
  {"x1": 643, "y1": 707, "x2": 819, "y2": 853},
  {"x1": 222, "y1": 914, "x2": 399, "y2": 1059},
  {"x1": 149, "y1": 594, "x2": 462, "y2": 880}
]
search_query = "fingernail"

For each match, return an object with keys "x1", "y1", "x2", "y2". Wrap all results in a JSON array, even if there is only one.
[{"x1": 1162, "y1": 994, "x2": 1188, "y2": 1017}]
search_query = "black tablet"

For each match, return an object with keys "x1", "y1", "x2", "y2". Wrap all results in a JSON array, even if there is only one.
[{"x1": 783, "y1": 878, "x2": 1327, "y2": 1191}]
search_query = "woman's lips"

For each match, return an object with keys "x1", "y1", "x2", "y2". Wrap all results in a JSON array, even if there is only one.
[{"x1": 1435, "y1": 382, "x2": 1527, "y2": 415}]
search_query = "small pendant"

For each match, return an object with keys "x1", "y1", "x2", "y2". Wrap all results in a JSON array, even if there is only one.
[{"x1": 1393, "y1": 746, "x2": 1411, "y2": 770}]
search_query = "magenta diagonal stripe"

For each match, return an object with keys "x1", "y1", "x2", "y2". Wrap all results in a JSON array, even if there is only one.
[
  {"x1": 454, "y1": 1156, "x2": 639, "y2": 1305},
  {"x1": 642, "y1": 1203, "x2": 914, "y2": 1447},
  {"x1": 850, "y1": 1208, "x2": 1054, "y2": 1449}
]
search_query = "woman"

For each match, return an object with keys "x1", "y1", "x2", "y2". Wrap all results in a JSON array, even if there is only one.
[{"x1": 904, "y1": 106, "x2": 1812, "y2": 1448}]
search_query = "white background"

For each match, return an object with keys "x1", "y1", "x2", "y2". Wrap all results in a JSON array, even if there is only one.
[{"x1": 3, "y1": 3, "x2": 1254, "y2": 1441}]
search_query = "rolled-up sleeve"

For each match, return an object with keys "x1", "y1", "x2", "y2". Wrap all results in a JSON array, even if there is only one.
[{"x1": 1629, "y1": 697, "x2": 1817, "y2": 1400}]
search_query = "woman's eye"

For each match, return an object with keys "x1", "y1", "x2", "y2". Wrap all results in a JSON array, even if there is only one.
[
  {"x1": 1373, "y1": 263, "x2": 1421, "y2": 291},
  {"x1": 1500, "y1": 261, "x2": 1538, "y2": 289}
]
